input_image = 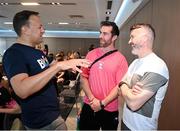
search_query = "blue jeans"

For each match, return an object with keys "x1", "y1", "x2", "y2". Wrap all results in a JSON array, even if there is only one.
[{"x1": 25, "y1": 115, "x2": 67, "y2": 130}]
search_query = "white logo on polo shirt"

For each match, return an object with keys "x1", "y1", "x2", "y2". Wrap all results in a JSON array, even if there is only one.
[{"x1": 37, "y1": 56, "x2": 49, "y2": 69}]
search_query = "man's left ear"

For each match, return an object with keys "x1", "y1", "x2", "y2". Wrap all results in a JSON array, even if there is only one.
[{"x1": 112, "y1": 35, "x2": 118, "y2": 41}]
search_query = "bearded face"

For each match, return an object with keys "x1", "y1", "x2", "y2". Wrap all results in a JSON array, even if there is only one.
[{"x1": 99, "y1": 26, "x2": 114, "y2": 48}]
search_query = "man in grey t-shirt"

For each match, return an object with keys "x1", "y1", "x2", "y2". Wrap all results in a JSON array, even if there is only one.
[{"x1": 118, "y1": 23, "x2": 169, "y2": 130}]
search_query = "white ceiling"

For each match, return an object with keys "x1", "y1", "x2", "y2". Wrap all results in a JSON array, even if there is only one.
[{"x1": 0, "y1": 0, "x2": 148, "y2": 38}]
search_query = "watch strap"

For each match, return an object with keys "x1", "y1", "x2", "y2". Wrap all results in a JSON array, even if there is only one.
[{"x1": 100, "y1": 100, "x2": 105, "y2": 109}]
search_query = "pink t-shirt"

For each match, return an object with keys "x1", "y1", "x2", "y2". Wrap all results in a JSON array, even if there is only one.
[{"x1": 82, "y1": 48, "x2": 128, "y2": 112}]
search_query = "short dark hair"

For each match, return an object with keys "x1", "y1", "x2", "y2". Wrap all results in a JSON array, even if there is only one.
[
  {"x1": 130, "y1": 23, "x2": 156, "y2": 39},
  {"x1": 100, "y1": 21, "x2": 119, "y2": 36},
  {"x1": 13, "y1": 10, "x2": 39, "y2": 36}
]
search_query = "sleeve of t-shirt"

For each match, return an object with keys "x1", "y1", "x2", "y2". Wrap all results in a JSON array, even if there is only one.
[
  {"x1": 116, "y1": 56, "x2": 128, "y2": 84},
  {"x1": 3, "y1": 48, "x2": 28, "y2": 80},
  {"x1": 81, "y1": 53, "x2": 90, "y2": 78},
  {"x1": 139, "y1": 72, "x2": 168, "y2": 92}
]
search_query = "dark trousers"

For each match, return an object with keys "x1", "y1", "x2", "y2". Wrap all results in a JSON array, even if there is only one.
[
  {"x1": 79, "y1": 103, "x2": 118, "y2": 130},
  {"x1": 0, "y1": 113, "x2": 5, "y2": 129}
]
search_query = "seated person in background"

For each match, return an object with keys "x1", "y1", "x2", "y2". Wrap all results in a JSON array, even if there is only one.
[
  {"x1": 0, "y1": 99, "x2": 21, "y2": 114},
  {"x1": 48, "y1": 53, "x2": 55, "y2": 63},
  {"x1": 88, "y1": 44, "x2": 95, "y2": 52},
  {"x1": 62, "y1": 52, "x2": 79, "y2": 87},
  {"x1": 55, "y1": 53, "x2": 65, "y2": 93},
  {"x1": 0, "y1": 72, "x2": 21, "y2": 130},
  {"x1": 64, "y1": 51, "x2": 72, "y2": 60},
  {"x1": 62, "y1": 70, "x2": 78, "y2": 86},
  {"x1": 0, "y1": 82, "x2": 11, "y2": 108},
  {"x1": 35, "y1": 43, "x2": 54, "y2": 63},
  {"x1": 73, "y1": 51, "x2": 81, "y2": 59},
  {"x1": 55, "y1": 52, "x2": 64, "y2": 62},
  {"x1": 0, "y1": 72, "x2": 21, "y2": 114}
]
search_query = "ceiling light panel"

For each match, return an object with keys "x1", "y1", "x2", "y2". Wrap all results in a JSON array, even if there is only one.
[
  {"x1": 58, "y1": 22, "x2": 69, "y2": 25},
  {"x1": 21, "y1": 2, "x2": 40, "y2": 6},
  {"x1": 4, "y1": 22, "x2": 13, "y2": 24},
  {"x1": 0, "y1": 2, "x2": 76, "y2": 6}
]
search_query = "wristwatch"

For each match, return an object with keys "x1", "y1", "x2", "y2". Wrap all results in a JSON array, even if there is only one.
[
  {"x1": 99, "y1": 100, "x2": 105, "y2": 109},
  {"x1": 118, "y1": 81, "x2": 128, "y2": 88}
]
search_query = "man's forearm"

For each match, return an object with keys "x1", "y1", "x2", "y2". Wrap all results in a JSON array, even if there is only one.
[
  {"x1": 11, "y1": 59, "x2": 90, "y2": 99},
  {"x1": 120, "y1": 84, "x2": 145, "y2": 111},
  {"x1": 10, "y1": 62, "x2": 62, "y2": 99},
  {"x1": 102, "y1": 85, "x2": 119, "y2": 106},
  {"x1": 80, "y1": 76, "x2": 94, "y2": 101}
]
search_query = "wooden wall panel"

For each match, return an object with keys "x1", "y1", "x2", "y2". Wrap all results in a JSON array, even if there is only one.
[
  {"x1": 118, "y1": 19, "x2": 136, "y2": 64},
  {"x1": 134, "y1": 0, "x2": 153, "y2": 24},
  {"x1": 118, "y1": 0, "x2": 180, "y2": 129},
  {"x1": 152, "y1": 0, "x2": 180, "y2": 129},
  {"x1": 43, "y1": 38, "x2": 99, "y2": 56}
]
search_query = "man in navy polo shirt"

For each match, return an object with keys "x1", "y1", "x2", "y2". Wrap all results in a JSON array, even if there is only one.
[{"x1": 3, "y1": 10, "x2": 90, "y2": 130}]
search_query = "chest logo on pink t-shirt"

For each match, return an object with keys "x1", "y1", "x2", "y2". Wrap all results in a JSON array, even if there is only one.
[{"x1": 98, "y1": 61, "x2": 104, "y2": 70}]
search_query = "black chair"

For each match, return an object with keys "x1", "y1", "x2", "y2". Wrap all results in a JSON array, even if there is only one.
[
  {"x1": 3, "y1": 113, "x2": 25, "y2": 130},
  {"x1": 60, "y1": 73, "x2": 80, "y2": 104}
]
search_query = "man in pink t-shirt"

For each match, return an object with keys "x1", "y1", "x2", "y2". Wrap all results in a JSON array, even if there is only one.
[{"x1": 79, "y1": 21, "x2": 128, "y2": 130}]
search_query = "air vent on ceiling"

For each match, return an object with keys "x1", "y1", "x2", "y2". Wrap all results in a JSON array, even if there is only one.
[
  {"x1": 60, "y1": 3, "x2": 76, "y2": 5},
  {"x1": 107, "y1": 1, "x2": 112, "y2": 10},
  {"x1": 106, "y1": 16, "x2": 109, "y2": 21},
  {"x1": 0, "y1": 15, "x2": 7, "y2": 18},
  {"x1": 69, "y1": 15, "x2": 84, "y2": 19}
]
